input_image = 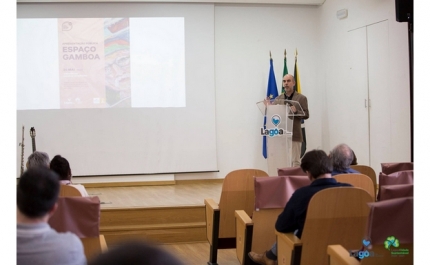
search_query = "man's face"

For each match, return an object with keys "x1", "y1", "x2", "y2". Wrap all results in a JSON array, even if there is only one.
[{"x1": 283, "y1": 75, "x2": 295, "y2": 95}]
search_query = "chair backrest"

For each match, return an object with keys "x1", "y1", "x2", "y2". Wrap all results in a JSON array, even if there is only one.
[
  {"x1": 235, "y1": 175, "x2": 311, "y2": 265},
  {"x1": 333, "y1": 173, "x2": 375, "y2": 201},
  {"x1": 350, "y1": 165, "x2": 377, "y2": 195},
  {"x1": 218, "y1": 169, "x2": 268, "y2": 238},
  {"x1": 49, "y1": 196, "x2": 105, "y2": 260},
  {"x1": 360, "y1": 197, "x2": 413, "y2": 265},
  {"x1": 277, "y1": 166, "x2": 307, "y2": 176},
  {"x1": 254, "y1": 175, "x2": 311, "y2": 210},
  {"x1": 379, "y1": 170, "x2": 413, "y2": 186},
  {"x1": 49, "y1": 196, "x2": 100, "y2": 238},
  {"x1": 252, "y1": 176, "x2": 310, "y2": 253},
  {"x1": 378, "y1": 170, "x2": 413, "y2": 200},
  {"x1": 60, "y1": 184, "x2": 83, "y2": 197},
  {"x1": 380, "y1": 162, "x2": 413, "y2": 175},
  {"x1": 300, "y1": 187, "x2": 373, "y2": 265},
  {"x1": 379, "y1": 184, "x2": 413, "y2": 201}
]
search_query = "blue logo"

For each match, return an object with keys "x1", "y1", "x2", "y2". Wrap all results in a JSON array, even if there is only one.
[
  {"x1": 260, "y1": 113, "x2": 290, "y2": 137},
  {"x1": 363, "y1": 239, "x2": 371, "y2": 247},
  {"x1": 271, "y1": 115, "x2": 281, "y2": 126},
  {"x1": 349, "y1": 238, "x2": 376, "y2": 260}
]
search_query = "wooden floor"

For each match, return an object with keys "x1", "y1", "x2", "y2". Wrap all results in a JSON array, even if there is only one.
[
  {"x1": 86, "y1": 180, "x2": 223, "y2": 209},
  {"x1": 162, "y1": 242, "x2": 240, "y2": 265},
  {"x1": 86, "y1": 180, "x2": 241, "y2": 265}
]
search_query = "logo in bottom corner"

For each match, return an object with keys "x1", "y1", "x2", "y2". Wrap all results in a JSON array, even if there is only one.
[
  {"x1": 384, "y1": 236, "x2": 410, "y2": 257},
  {"x1": 384, "y1": 236, "x2": 399, "y2": 250}
]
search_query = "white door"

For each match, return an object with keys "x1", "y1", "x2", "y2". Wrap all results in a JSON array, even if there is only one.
[
  {"x1": 347, "y1": 26, "x2": 370, "y2": 166},
  {"x1": 367, "y1": 20, "x2": 391, "y2": 173},
  {"x1": 347, "y1": 20, "x2": 390, "y2": 174}
]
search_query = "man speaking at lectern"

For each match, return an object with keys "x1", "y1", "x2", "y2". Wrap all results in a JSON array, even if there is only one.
[{"x1": 273, "y1": 74, "x2": 309, "y2": 167}]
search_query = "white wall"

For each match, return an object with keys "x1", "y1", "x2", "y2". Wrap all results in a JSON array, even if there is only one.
[
  {"x1": 178, "y1": 4, "x2": 320, "y2": 180},
  {"x1": 317, "y1": 0, "x2": 410, "y2": 172},
  {"x1": 14, "y1": 0, "x2": 411, "y2": 182},
  {"x1": 180, "y1": 0, "x2": 411, "y2": 180}
]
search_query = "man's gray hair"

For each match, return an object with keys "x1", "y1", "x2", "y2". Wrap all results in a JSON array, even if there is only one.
[
  {"x1": 27, "y1": 151, "x2": 50, "y2": 169},
  {"x1": 330, "y1": 143, "x2": 354, "y2": 171}
]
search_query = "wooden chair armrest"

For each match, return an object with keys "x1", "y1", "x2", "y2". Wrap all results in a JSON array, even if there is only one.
[
  {"x1": 235, "y1": 210, "x2": 254, "y2": 265},
  {"x1": 204, "y1": 198, "x2": 220, "y2": 246},
  {"x1": 235, "y1": 210, "x2": 253, "y2": 225},
  {"x1": 204, "y1": 198, "x2": 219, "y2": 211},
  {"x1": 99, "y1": 234, "x2": 108, "y2": 252},
  {"x1": 275, "y1": 231, "x2": 302, "y2": 248},
  {"x1": 327, "y1": 245, "x2": 360, "y2": 265},
  {"x1": 276, "y1": 231, "x2": 302, "y2": 265}
]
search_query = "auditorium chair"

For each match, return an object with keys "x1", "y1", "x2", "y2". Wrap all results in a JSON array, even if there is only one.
[
  {"x1": 333, "y1": 173, "x2": 375, "y2": 201},
  {"x1": 350, "y1": 165, "x2": 377, "y2": 196},
  {"x1": 277, "y1": 166, "x2": 306, "y2": 176},
  {"x1": 327, "y1": 197, "x2": 413, "y2": 265},
  {"x1": 204, "y1": 169, "x2": 268, "y2": 265},
  {"x1": 377, "y1": 170, "x2": 413, "y2": 200},
  {"x1": 379, "y1": 184, "x2": 413, "y2": 201},
  {"x1": 276, "y1": 187, "x2": 372, "y2": 265},
  {"x1": 380, "y1": 162, "x2": 413, "y2": 175},
  {"x1": 49, "y1": 196, "x2": 108, "y2": 261},
  {"x1": 60, "y1": 184, "x2": 83, "y2": 197},
  {"x1": 235, "y1": 175, "x2": 311, "y2": 265}
]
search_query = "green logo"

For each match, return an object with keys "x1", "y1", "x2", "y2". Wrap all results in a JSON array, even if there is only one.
[{"x1": 384, "y1": 236, "x2": 400, "y2": 250}]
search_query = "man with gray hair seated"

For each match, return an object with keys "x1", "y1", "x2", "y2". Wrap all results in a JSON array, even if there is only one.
[
  {"x1": 329, "y1": 143, "x2": 359, "y2": 176},
  {"x1": 26, "y1": 151, "x2": 50, "y2": 169}
]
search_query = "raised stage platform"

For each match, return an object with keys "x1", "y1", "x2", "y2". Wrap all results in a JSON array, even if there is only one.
[{"x1": 86, "y1": 180, "x2": 223, "y2": 247}]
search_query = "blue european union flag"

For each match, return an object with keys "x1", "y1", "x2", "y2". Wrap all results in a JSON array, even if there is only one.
[{"x1": 263, "y1": 58, "x2": 278, "y2": 159}]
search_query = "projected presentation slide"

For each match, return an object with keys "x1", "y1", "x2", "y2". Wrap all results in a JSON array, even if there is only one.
[{"x1": 17, "y1": 17, "x2": 186, "y2": 110}]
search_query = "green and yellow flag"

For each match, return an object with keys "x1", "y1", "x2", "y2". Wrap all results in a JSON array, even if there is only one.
[
  {"x1": 293, "y1": 49, "x2": 301, "y2": 94},
  {"x1": 281, "y1": 49, "x2": 288, "y2": 94}
]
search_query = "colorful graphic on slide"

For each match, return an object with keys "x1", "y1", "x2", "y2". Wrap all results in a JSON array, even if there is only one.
[
  {"x1": 58, "y1": 18, "x2": 106, "y2": 109},
  {"x1": 58, "y1": 18, "x2": 130, "y2": 108},
  {"x1": 104, "y1": 18, "x2": 131, "y2": 107}
]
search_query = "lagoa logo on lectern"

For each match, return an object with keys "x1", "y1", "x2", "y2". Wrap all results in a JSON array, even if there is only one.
[{"x1": 261, "y1": 114, "x2": 285, "y2": 137}]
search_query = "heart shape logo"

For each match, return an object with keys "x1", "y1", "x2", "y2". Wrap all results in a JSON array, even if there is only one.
[
  {"x1": 271, "y1": 115, "x2": 281, "y2": 126},
  {"x1": 362, "y1": 239, "x2": 371, "y2": 247}
]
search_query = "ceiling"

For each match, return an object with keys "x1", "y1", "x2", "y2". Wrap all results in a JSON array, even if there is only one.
[{"x1": 17, "y1": 0, "x2": 326, "y2": 5}]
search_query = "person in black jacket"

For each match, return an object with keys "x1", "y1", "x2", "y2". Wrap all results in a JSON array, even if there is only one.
[{"x1": 248, "y1": 150, "x2": 351, "y2": 265}]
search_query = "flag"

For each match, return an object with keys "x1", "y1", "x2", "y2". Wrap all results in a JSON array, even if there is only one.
[
  {"x1": 263, "y1": 56, "x2": 279, "y2": 159},
  {"x1": 293, "y1": 52, "x2": 301, "y2": 94},
  {"x1": 293, "y1": 50, "x2": 306, "y2": 157},
  {"x1": 281, "y1": 49, "x2": 288, "y2": 94}
]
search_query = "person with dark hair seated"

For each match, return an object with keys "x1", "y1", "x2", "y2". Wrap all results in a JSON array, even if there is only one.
[
  {"x1": 17, "y1": 167, "x2": 86, "y2": 265},
  {"x1": 248, "y1": 150, "x2": 352, "y2": 265},
  {"x1": 50, "y1": 154, "x2": 89, "y2": 197},
  {"x1": 329, "y1": 143, "x2": 359, "y2": 176},
  {"x1": 88, "y1": 240, "x2": 184, "y2": 265}
]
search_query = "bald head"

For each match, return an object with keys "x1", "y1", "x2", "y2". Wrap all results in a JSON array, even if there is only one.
[
  {"x1": 282, "y1": 74, "x2": 296, "y2": 96},
  {"x1": 330, "y1": 143, "x2": 354, "y2": 171}
]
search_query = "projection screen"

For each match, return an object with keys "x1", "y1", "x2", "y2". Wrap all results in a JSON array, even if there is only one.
[{"x1": 17, "y1": 3, "x2": 217, "y2": 176}]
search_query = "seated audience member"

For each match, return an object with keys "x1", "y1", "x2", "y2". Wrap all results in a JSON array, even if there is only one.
[
  {"x1": 329, "y1": 143, "x2": 360, "y2": 176},
  {"x1": 88, "y1": 240, "x2": 184, "y2": 265},
  {"x1": 50, "y1": 154, "x2": 89, "y2": 197},
  {"x1": 26, "y1": 151, "x2": 50, "y2": 169},
  {"x1": 17, "y1": 167, "x2": 86, "y2": 265},
  {"x1": 248, "y1": 150, "x2": 352, "y2": 265}
]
